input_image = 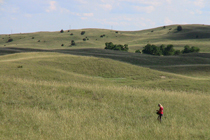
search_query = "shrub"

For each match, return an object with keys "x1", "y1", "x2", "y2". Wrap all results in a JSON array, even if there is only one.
[
  {"x1": 70, "y1": 33, "x2": 73, "y2": 36},
  {"x1": 100, "y1": 34, "x2": 105, "y2": 38},
  {"x1": 38, "y1": 40, "x2": 40, "y2": 42},
  {"x1": 177, "y1": 25, "x2": 183, "y2": 31},
  {"x1": 71, "y1": 40, "x2": 76, "y2": 46},
  {"x1": 60, "y1": 29, "x2": 64, "y2": 33},
  {"x1": 61, "y1": 44, "x2": 64, "y2": 46},
  {"x1": 81, "y1": 31, "x2": 85, "y2": 35},
  {"x1": 105, "y1": 42, "x2": 129, "y2": 52},
  {"x1": 32, "y1": 37, "x2": 34, "y2": 39},
  {"x1": 83, "y1": 38, "x2": 86, "y2": 41},
  {"x1": 174, "y1": 50, "x2": 181, "y2": 55},
  {"x1": 7, "y1": 38, "x2": 13, "y2": 42},
  {"x1": 135, "y1": 50, "x2": 141, "y2": 53},
  {"x1": 182, "y1": 45, "x2": 191, "y2": 53},
  {"x1": 164, "y1": 44, "x2": 175, "y2": 55}
]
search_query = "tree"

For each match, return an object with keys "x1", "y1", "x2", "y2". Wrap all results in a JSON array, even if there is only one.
[
  {"x1": 177, "y1": 25, "x2": 183, "y2": 31},
  {"x1": 164, "y1": 44, "x2": 175, "y2": 55},
  {"x1": 7, "y1": 38, "x2": 13, "y2": 43},
  {"x1": 60, "y1": 29, "x2": 64, "y2": 33},
  {"x1": 135, "y1": 50, "x2": 141, "y2": 53},
  {"x1": 81, "y1": 31, "x2": 85, "y2": 35},
  {"x1": 104, "y1": 42, "x2": 129, "y2": 52},
  {"x1": 182, "y1": 45, "x2": 191, "y2": 53},
  {"x1": 174, "y1": 50, "x2": 181, "y2": 55},
  {"x1": 71, "y1": 40, "x2": 76, "y2": 46}
]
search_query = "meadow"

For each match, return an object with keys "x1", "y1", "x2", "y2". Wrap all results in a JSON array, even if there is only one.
[{"x1": 0, "y1": 24, "x2": 210, "y2": 139}]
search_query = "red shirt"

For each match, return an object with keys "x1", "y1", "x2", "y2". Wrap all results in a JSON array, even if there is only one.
[{"x1": 158, "y1": 106, "x2": 163, "y2": 114}]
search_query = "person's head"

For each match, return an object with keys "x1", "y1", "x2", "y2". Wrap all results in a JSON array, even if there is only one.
[{"x1": 158, "y1": 104, "x2": 162, "y2": 107}]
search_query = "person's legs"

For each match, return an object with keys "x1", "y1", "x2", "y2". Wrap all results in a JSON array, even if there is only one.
[{"x1": 159, "y1": 114, "x2": 163, "y2": 123}]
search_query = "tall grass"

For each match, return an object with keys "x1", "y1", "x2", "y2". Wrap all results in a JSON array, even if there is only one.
[{"x1": 0, "y1": 52, "x2": 210, "y2": 139}]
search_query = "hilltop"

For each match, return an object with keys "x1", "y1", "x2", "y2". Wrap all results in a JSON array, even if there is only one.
[{"x1": 1, "y1": 24, "x2": 210, "y2": 52}]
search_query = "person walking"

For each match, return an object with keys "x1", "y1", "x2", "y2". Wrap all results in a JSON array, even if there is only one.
[{"x1": 156, "y1": 104, "x2": 163, "y2": 123}]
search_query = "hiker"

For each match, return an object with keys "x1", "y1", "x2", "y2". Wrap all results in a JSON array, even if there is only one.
[{"x1": 156, "y1": 103, "x2": 163, "y2": 122}]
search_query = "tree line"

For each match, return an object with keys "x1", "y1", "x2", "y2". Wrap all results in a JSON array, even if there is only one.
[
  {"x1": 105, "y1": 42, "x2": 129, "y2": 51},
  {"x1": 136, "y1": 44, "x2": 200, "y2": 56}
]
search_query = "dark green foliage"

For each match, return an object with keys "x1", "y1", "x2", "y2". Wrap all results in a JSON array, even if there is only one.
[
  {"x1": 142, "y1": 44, "x2": 200, "y2": 56},
  {"x1": 83, "y1": 38, "x2": 86, "y2": 41},
  {"x1": 105, "y1": 42, "x2": 129, "y2": 52},
  {"x1": 32, "y1": 37, "x2": 34, "y2": 39},
  {"x1": 182, "y1": 45, "x2": 200, "y2": 53},
  {"x1": 60, "y1": 29, "x2": 64, "y2": 33},
  {"x1": 71, "y1": 40, "x2": 76, "y2": 46},
  {"x1": 38, "y1": 40, "x2": 40, "y2": 42},
  {"x1": 177, "y1": 25, "x2": 183, "y2": 31},
  {"x1": 142, "y1": 44, "x2": 162, "y2": 55},
  {"x1": 174, "y1": 50, "x2": 181, "y2": 55},
  {"x1": 70, "y1": 33, "x2": 73, "y2": 36},
  {"x1": 164, "y1": 45, "x2": 175, "y2": 55},
  {"x1": 81, "y1": 31, "x2": 85, "y2": 35},
  {"x1": 61, "y1": 44, "x2": 64, "y2": 46},
  {"x1": 7, "y1": 38, "x2": 13, "y2": 42},
  {"x1": 135, "y1": 50, "x2": 141, "y2": 53},
  {"x1": 100, "y1": 34, "x2": 105, "y2": 38}
]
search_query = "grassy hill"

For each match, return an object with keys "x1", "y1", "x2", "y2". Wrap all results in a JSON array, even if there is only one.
[
  {"x1": 0, "y1": 24, "x2": 210, "y2": 139},
  {"x1": 0, "y1": 52, "x2": 210, "y2": 139},
  {"x1": 1, "y1": 24, "x2": 210, "y2": 52}
]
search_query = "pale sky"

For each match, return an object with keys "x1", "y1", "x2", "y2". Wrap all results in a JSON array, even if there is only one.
[{"x1": 0, "y1": 0, "x2": 210, "y2": 34}]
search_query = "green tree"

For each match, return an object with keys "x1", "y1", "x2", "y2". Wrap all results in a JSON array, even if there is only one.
[
  {"x1": 177, "y1": 25, "x2": 183, "y2": 31},
  {"x1": 135, "y1": 50, "x2": 141, "y2": 53},
  {"x1": 71, "y1": 40, "x2": 76, "y2": 46},
  {"x1": 190, "y1": 46, "x2": 200, "y2": 53},
  {"x1": 164, "y1": 44, "x2": 175, "y2": 55},
  {"x1": 182, "y1": 45, "x2": 191, "y2": 53}
]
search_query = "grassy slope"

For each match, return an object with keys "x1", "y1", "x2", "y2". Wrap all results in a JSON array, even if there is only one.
[
  {"x1": 1, "y1": 24, "x2": 210, "y2": 52},
  {"x1": 0, "y1": 52, "x2": 210, "y2": 139},
  {"x1": 0, "y1": 24, "x2": 210, "y2": 139}
]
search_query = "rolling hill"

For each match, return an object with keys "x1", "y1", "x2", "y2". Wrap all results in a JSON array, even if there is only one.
[{"x1": 0, "y1": 24, "x2": 210, "y2": 139}]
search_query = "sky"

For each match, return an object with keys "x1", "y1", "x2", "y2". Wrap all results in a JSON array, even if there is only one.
[{"x1": 0, "y1": 0, "x2": 210, "y2": 34}]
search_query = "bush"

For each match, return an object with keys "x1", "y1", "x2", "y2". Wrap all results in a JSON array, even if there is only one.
[
  {"x1": 7, "y1": 38, "x2": 13, "y2": 43},
  {"x1": 71, "y1": 40, "x2": 76, "y2": 46},
  {"x1": 177, "y1": 25, "x2": 182, "y2": 31},
  {"x1": 60, "y1": 29, "x2": 64, "y2": 33},
  {"x1": 70, "y1": 33, "x2": 74, "y2": 36},
  {"x1": 100, "y1": 34, "x2": 105, "y2": 38},
  {"x1": 32, "y1": 37, "x2": 34, "y2": 39},
  {"x1": 61, "y1": 44, "x2": 64, "y2": 46},
  {"x1": 182, "y1": 45, "x2": 200, "y2": 53},
  {"x1": 105, "y1": 42, "x2": 129, "y2": 52},
  {"x1": 83, "y1": 38, "x2": 86, "y2": 41},
  {"x1": 164, "y1": 44, "x2": 175, "y2": 55},
  {"x1": 135, "y1": 50, "x2": 141, "y2": 53},
  {"x1": 81, "y1": 31, "x2": 85, "y2": 35}
]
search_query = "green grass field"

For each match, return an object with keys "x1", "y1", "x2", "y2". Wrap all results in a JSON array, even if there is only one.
[
  {"x1": 1, "y1": 24, "x2": 210, "y2": 52},
  {"x1": 0, "y1": 24, "x2": 210, "y2": 139}
]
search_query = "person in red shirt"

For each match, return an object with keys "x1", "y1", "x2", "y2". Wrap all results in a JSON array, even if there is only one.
[{"x1": 156, "y1": 104, "x2": 163, "y2": 122}]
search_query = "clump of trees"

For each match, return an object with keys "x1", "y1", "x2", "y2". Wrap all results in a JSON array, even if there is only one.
[
  {"x1": 105, "y1": 42, "x2": 129, "y2": 52},
  {"x1": 140, "y1": 44, "x2": 200, "y2": 56}
]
